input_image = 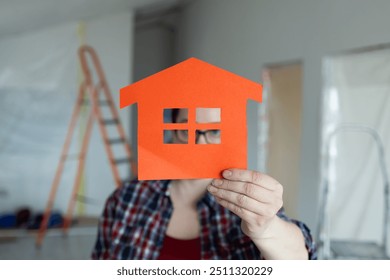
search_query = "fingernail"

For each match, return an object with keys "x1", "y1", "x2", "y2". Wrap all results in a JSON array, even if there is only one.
[
  {"x1": 207, "y1": 185, "x2": 217, "y2": 193},
  {"x1": 223, "y1": 170, "x2": 232, "y2": 177},
  {"x1": 212, "y1": 179, "x2": 223, "y2": 186}
]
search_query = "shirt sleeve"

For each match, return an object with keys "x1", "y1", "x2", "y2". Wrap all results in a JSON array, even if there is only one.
[
  {"x1": 91, "y1": 189, "x2": 120, "y2": 260},
  {"x1": 276, "y1": 208, "x2": 317, "y2": 260}
]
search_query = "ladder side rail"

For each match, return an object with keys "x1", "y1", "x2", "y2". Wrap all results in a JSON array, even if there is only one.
[
  {"x1": 367, "y1": 127, "x2": 390, "y2": 256},
  {"x1": 337, "y1": 125, "x2": 389, "y2": 255},
  {"x1": 317, "y1": 126, "x2": 333, "y2": 259},
  {"x1": 36, "y1": 82, "x2": 87, "y2": 247},
  {"x1": 318, "y1": 124, "x2": 390, "y2": 258},
  {"x1": 63, "y1": 90, "x2": 96, "y2": 233}
]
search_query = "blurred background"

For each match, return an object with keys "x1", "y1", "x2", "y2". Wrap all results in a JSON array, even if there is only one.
[{"x1": 0, "y1": 0, "x2": 389, "y2": 259}]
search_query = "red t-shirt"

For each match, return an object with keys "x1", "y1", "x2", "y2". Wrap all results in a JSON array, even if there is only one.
[{"x1": 158, "y1": 235, "x2": 201, "y2": 260}]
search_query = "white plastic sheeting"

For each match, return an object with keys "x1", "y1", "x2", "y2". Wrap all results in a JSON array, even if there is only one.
[
  {"x1": 0, "y1": 24, "x2": 80, "y2": 214},
  {"x1": 321, "y1": 47, "x2": 390, "y2": 246},
  {"x1": 0, "y1": 10, "x2": 135, "y2": 217}
]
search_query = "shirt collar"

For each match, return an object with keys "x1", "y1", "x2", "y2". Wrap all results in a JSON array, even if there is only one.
[
  {"x1": 162, "y1": 179, "x2": 219, "y2": 210},
  {"x1": 198, "y1": 188, "x2": 219, "y2": 210}
]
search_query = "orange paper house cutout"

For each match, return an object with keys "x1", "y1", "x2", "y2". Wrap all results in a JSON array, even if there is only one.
[{"x1": 120, "y1": 58, "x2": 262, "y2": 180}]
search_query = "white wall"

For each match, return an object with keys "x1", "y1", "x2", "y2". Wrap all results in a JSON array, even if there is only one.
[
  {"x1": 0, "y1": 11, "x2": 134, "y2": 217},
  {"x1": 134, "y1": 24, "x2": 175, "y2": 82},
  {"x1": 132, "y1": 21, "x2": 176, "y2": 164},
  {"x1": 175, "y1": 0, "x2": 390, "y2": 229}
]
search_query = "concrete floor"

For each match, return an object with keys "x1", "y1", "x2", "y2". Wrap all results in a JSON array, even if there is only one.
[{"x1": 0, "y1": 221, "x2": 98, "y2": 260}]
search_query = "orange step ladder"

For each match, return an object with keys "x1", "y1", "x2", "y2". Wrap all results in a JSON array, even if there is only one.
[{"x1": 36, "y1": 45, "x2": 136, "y2": 247}]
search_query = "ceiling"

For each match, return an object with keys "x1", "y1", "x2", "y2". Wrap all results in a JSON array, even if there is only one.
[{"x1": 0, "y1": 0, "x2": 184, "y2": 38}]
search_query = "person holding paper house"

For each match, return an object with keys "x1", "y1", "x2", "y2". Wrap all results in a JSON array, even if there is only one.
[
  {"x1": 91, "y1": 108, "x2": 316, "y2": 260},
  {"x1": 92, "y1": 58, "x2": 316, "y2": 259}
]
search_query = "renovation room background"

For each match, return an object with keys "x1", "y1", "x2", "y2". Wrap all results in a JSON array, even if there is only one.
[{"x1": 0, "y1": 0, "x2": 390, "y2": 259}]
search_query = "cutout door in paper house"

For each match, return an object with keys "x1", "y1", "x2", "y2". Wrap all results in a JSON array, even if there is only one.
[{"x1": 120, "y1": 58, "x2": 262, "y2": 180}]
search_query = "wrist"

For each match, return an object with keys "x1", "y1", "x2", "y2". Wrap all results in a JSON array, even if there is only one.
[
  {"x1": 249, "y1": 218, "x2": 309, "y2": 260},
  {"x1": 242, "y1": 215, "x2": 281, "y2": 242}
]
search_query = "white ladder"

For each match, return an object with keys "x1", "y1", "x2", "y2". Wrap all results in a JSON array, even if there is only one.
[{"x1": 317, "y1": 124, "x2": 390, "y2": 259}]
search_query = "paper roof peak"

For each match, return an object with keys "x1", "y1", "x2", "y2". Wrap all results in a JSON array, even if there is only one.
[{"x1": 120, "y1": 57, "x2": 262, "y2": 109}]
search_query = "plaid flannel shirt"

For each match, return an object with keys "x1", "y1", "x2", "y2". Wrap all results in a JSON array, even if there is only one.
[{"x1": 91, "y1": 179, "x2": 317, "y2": 259}]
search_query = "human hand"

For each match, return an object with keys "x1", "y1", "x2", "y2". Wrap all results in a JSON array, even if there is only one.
[{"x1": 207, "y1": 168, "x2": 283, "y2": 241}]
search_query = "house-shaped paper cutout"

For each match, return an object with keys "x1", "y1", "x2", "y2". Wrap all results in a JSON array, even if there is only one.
[{"x1": 120, "y1": 57, "x2": 262, "y2": 180}]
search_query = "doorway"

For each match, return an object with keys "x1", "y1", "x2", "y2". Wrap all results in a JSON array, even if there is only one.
[{"x1": 261, "y1": 62, "x2": 303, "y2": 218}]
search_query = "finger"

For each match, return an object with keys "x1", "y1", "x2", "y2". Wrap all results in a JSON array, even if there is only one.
[
  {"x1": 211, "y1": 179, "x2": 276, "y2": 204},
  {"x1": 214, "y1": 197, "x2": 275, "y2": 227},
  {"x1": 208, "y1": 185, "x2": 282, "y2": 216},
  {"x1": 222, "y1": 169, "x2": 281, "y2": 191}
]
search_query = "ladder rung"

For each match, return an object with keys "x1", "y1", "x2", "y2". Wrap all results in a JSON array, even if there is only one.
[
  {"x1": 101, "y1": 119, "x2": 119, "y2": 125},
  {"x1": 107, "y1": 138, "x2": 125, "y2": 145},
  {"x1": 113, "y1": 158, "x2": 130, "y2": 165}
]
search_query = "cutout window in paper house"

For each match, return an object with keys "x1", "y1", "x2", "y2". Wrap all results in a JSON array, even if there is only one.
[
  {"x1": 120, "y1": 58, "x2": 262, "y2": 180},
  {"x1": 163, "y1": 108, "x2": 188, "y2": 144},
  {"x1": 164, "y1": 107, "x2": 222, "y2": 145}
]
